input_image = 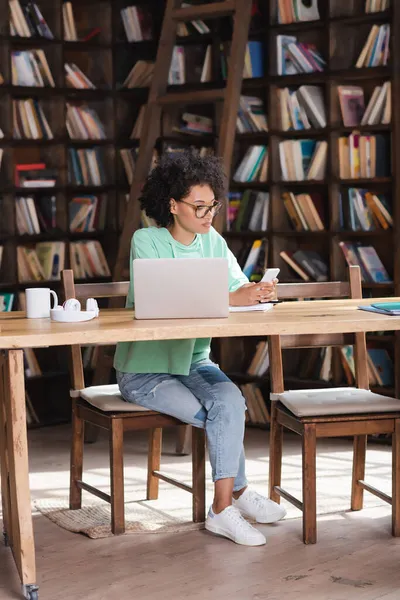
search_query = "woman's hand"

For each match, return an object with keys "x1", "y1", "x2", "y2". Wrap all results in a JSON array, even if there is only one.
[{"x1": 229, "y1": 280, "x2": 278, "y2": 306}]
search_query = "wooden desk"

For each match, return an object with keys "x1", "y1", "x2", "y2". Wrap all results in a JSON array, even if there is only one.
[{"x1": 1, "y1": 298, "x2": 400, "y2": 599}]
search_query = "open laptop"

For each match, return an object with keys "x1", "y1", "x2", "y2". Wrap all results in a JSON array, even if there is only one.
[{"x1": 133, "y1": 257, "x2": 229, "y2": 319}]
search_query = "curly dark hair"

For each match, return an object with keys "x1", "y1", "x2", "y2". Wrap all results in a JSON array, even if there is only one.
[{"x1": 139, "y1": 151, "x2": 226, "y2": 227}]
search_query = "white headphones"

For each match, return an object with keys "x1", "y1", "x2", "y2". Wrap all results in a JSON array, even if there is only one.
[{"x1": 51, "y1": 298, "x2": 99, "y2": 323}]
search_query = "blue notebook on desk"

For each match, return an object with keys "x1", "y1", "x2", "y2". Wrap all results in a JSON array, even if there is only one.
[{"x1": 359, "y1": 305, "x2": 400, "y2": 316}]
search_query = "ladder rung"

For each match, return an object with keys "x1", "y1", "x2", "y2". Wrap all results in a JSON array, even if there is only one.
[
  {"x1": 172, "y1": 1, "x2": 236, "y2": 22},
  {"x1": 157, "y1": 87, "x2": 225, "y2": 106}
]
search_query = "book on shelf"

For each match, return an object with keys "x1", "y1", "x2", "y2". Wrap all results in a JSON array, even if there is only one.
[
  {"x1": 227, "y1": 190, "x2": 270, "y2": 232},
  {"x1": 62, "y1": 2, "x2": 77, "y2": 41},
  {"x1": 277, "y1": 0, "x2": 320, "y2": 24},
  {"x1": 247, "y1": 340, "x2": 269, "y2": 376},
  {"x1": 69, "y1": 240, "x2": 111, "y2": 279},
  {"x1": 122, "y1": 61, "x2": 154, "y2": 88},
  {"x1": 280, "y1": 250, "x2": 328, "y2": 282},
  {"x1": 338, "y1": 241, "x2": 392, "y2": 283},
  {"x1": 221, "y1": 41, "x2": 264, "y2": 80},
  {"x1": 120, "y1": 5, "x2": 153, "y2": 42},
  {"x1": 0, "y1": 292, "x2": 14, "y2": 312},
  {"x1": 233, "y1": 145, "x2": 268, "y2": 183},
  {"x1": 339, "y1": 189, "x2": 392, "y2": 231},
  {"x1": 278, "y1": 86, "x2": 327, "y2": 131},
  {"x1": 68, "y1": 148, "x2": 107, "y2": 186},
  {"x1": 241, "y1": 383, "x2": 270, "y2": 426},
  {"x1": 276, "y1": 35, "x2": 326, "y2": 76},
  {"x1": 13, "y1": 99, "x2": 53, "y2": 140},
  {"x1": 10, "y1": 0, "x2": 53, "y2": 39},
  {"x1": 297, "y1": 346, "x2": 333, "y2": 382},
  {"x1": 15, "y1": 195, "x2": 57, "y2": 234},
  {"x1": 120, "y1": 148, "x2": 137, "y2": 183},
  {"x1": 338, "y1": 132, "x2": 390, "y2": 179},
  {"x1": 65, "y1": 63, "x2": 96, "y2": 90},
  {"x1": 66, "y1": 104, "x2": 107, "y2": 140},
  {"x1": 340, "y1": 345, "x2": 393, "y2": 387},
  {"x1": 236, "y1": 96, "x2": 268, "y2": 133},
  {"x1": 355, "y1": 24, "x2": 390, "y2": 68},
  {"x1": 365, "y1": 0, "x2": 390, "y2": 12},
  {"x1": 17, "y1": 241, "x2": 65, "y2": 282},
  {"x1": 14, "y1": 163, "x2": 57, "y2": 187},
  {"x1": 338, "y1": 82, "x2": 391, "y2": 127},
  {"x1": 69, "y1": 195, "x2": 107, "y2": 232},
  {"x1": 11, "y1": 49, "x2": 55, "y2": 87},
  {"x1": 174, "y1": 113, "x2": 213, "y2": 136},
  {"x1": 279, "y1": 139, "x2": 328, "y2": 181},
  {"x1": 282, "y1": 191, "x2": 325, "y2": 231},
  {"x1": 240, "y1": 238, "x2": 268, "y2": 281}
]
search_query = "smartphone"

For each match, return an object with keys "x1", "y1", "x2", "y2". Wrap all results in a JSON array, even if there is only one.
[{"x1": 261, "y1": 268, "x2": 280, "y2": 283}]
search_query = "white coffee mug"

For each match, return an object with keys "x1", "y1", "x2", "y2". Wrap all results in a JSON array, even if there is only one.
[{"x1": 25, "y1": 288, "x2": 58, "y2": 319}]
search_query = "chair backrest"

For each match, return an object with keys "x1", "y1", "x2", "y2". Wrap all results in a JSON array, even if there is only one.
[
  {"x1": 270, "y1": 265, "x2": 369, "y2": 393},
  {"x1": 61, "y1": 269, "x2": 129, "y2": 391}
]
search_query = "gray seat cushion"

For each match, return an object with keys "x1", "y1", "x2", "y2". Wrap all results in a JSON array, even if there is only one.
[
  {"x1": 79, "y1": 384, "x2": 150, "y2": 413},
  {"x1": 270, "y1": 387, "x2": 400, "y2": 417}
]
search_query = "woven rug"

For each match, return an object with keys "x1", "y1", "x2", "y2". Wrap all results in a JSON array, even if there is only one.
[{"x1": 33, "y1": 440, "x2": 390, "y2": 539}]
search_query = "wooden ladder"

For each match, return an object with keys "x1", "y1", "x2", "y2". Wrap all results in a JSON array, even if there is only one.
[{"x1": 90, "y1": 0, "x2": 254, "y2": 450}]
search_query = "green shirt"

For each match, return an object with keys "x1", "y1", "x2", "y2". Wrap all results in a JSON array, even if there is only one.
[{"x1": 113, "y1": 226, "x2": 248, "y2": 375}]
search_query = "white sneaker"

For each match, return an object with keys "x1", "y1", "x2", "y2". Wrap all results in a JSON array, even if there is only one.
[
  {"x1": 233, "y1": 489, "x2": 287, "y2": 524},
  {"x1": 205, "y1": 505, "x2": 266, "y2": 546}
]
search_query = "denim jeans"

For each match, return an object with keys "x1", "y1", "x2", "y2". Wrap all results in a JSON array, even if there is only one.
[{"x1": 116, "y1": 360, "x2": 247, "y2": 491}]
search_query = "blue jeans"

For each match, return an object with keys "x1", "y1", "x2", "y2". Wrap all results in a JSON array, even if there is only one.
[{"x1": 116, "y1": 360, "x2": 247, "y2": 491}]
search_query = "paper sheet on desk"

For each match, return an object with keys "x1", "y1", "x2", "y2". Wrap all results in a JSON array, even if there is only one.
[{"x1": 229, "y1": 303, "x2": 274, "y2": 313}]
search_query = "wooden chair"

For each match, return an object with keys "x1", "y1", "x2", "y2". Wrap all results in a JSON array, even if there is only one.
[
  {"x1": 269, "y1": 265, "x2": 400, "y2": 544},
  {"x1": 61, "y1": 269, "x2": 206, "y2": 535}
]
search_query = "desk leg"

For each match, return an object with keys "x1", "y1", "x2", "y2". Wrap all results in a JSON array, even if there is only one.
[
  {"x1": 2, "y1": 350, "x2": 37, "y2": 599},
  {"x1": 0, "y1": 353, "x2": 11, "y2": 547}
]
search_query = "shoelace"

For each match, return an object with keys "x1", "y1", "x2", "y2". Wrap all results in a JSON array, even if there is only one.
[
  {"x1": 245, "y1": 492, "x2": 268, "y2": 510},
  {"x1": 226, "y1": 507, "x2": 256, "y2": 531}
]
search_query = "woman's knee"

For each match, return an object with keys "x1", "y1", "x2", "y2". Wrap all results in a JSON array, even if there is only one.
[{"x1": 208, "y1": 382, "x2": 246, "y2": 420}]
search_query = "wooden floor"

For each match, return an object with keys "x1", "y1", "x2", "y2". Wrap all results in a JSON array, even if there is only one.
[{"x1": 1, "y1": 426, "x2": 400, "y2": 600}]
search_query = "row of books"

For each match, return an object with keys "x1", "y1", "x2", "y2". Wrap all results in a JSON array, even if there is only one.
[
  {"x1": 278, "y1": 85, "x2": 326, "y2": 130},
  {"x1": 280, "y1": 139, "x2": 328, "y2": 181},
  {"x1": 339, "y1": 189, "x2": 392, "y2": 231},
  {"x1": 120, "y1": 5, "x2": 152, "y2": 42},
  {"x1": 12, "y1": 49, "x2": 55, "y2": 87},
  {"x1": 66, "y1": 104, "x2": 106, "y2": 140},
  {"x1": 277, "y1": 35, "x2": 326, "y2": 76},
  {"x1": 122, "y1": 60, "x2": 154, "y2": 88},
  {"x1": 241, "y1": 384, "x2": 270, "y2": 426},
  {"x1": 283, "y1": 191, "x2": 324, "y2": 231},
  {"x1": 340, "y1": 345, "x2": 393, "y2": 387},
  {"x1": 236, "y1": 96, "x2": 268, "y2": 133},
  {"x1": 233, "y1": 146, "x2": 268, "y2": 183},
  {"x1": 338, "y1": 132, "x2": 390, "y2": 179},
  {"x1": 10, "y1": 0, "x2": 53, "y2": 39},
  {"x1": 365, "y1": 0, "x2": 390, "y2": 12},
  {"x1": 338, "y1": 82, "x2": 391, "y2": 127},
  {"x1": 70, "y1": 240, "x2": 111, "y2": 279},
  {"x1": 15, "y1": 163, "x2": 56, "y2": 187},
  {"x1": 280, "y1": 249, "x2": 328, "y2": 282},
  {"x1": 227, "y1": 191, "x2": 270, "y2": 232},
  {"x1": 68, "y1": 148, "x2": 106, "y2": 187},
  {"x1": 17, "y1": 241, "x2": 65, "y2": 281},
  {"x1": 16, "y1": 195, "x2": 54, "y2": 235},
  {"x1": 65, "y1": 63, "x2": 95, "y2": 90},
  {"x1": 356, "y1": 24, "x2": 390, "y2": 68},
  {"x1": 277, "y1": 0, "x2": 319, "y2": 24},
  {"x1": 339, "y1": 241, "x2": 391, "y2": 283},
  {"x1": 221, "y1": 41, "x2": 264, "y2": 79},
  {"x1": 13, "y1": 99, "x2": 53, "y2": 140},
  {"x1": 240, "y1": 239, "x2": 268, "y2": 281},
  {"x1": 69, "y1": 196, "x2": 107, "y2": 233}
]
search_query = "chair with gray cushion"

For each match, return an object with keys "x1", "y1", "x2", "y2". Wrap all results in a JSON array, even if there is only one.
[
  {"x1": 269, "y1": 265, "x2": 400, "y2": 544},
  {"x1": 62, "y1": 269, "x2": 205, "y2": 535}
]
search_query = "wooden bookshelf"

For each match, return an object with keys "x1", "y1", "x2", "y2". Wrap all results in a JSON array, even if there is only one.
[{"x1": 0, "y1": 0, "x2": 166, "y2": 425}]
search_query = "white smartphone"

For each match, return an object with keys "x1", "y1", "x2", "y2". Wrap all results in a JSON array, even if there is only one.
[{"x1": 261, "y1": 268, "x2": 280, "y2": 283}]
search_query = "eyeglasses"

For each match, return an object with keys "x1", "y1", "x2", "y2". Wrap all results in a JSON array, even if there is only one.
[{"x1": 179, "y1": 199, "x2": 222, "y2": 219}]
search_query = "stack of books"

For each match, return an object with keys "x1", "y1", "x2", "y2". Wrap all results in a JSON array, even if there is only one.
[
  {"x1": 339, "y1": 242, "x2": 392, "y2": 283},
  {"x1": 279, "y1": 139, "x2": 328, "y2": 181},
  {"x1": 175, "y1": 113, "x2": 213, "y2": 136},
  {"x1": 282, "y1": 192, "x2": 325, "y2": 231},
  {"x1": 338, "y1": 82, "x2": 391, "y2": 127},
  {"x1": 233, "y1": 146, "x2": 268, "y2": 183},
  {"x1": 280, "y1": 250, "x2": 328, "y2": 282},
  {"x1": 15, "y1": 163, "x2": 57, "y2": 187},
  {"x1": 277, "y1": 35, "x2": 326, "y2": 75},
  {"x1": 278, "y1": 85, "x2": 326, "y2": 130},
  {"x1": 356, "y1": 24, "x2": 390, "y2": 68}
]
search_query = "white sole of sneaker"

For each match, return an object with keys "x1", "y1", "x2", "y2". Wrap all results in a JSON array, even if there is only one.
[
  {"x1": 205, "y1": 521, "x2": 266, "y2": 546},
  {"x1": 238, "y1": 507, "x2": 287, "y2": 524}
]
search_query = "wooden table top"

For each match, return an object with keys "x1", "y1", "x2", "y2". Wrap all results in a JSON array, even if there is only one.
[{"x1": 0, "y1": 297, "x2": 399, "y2": 349}]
